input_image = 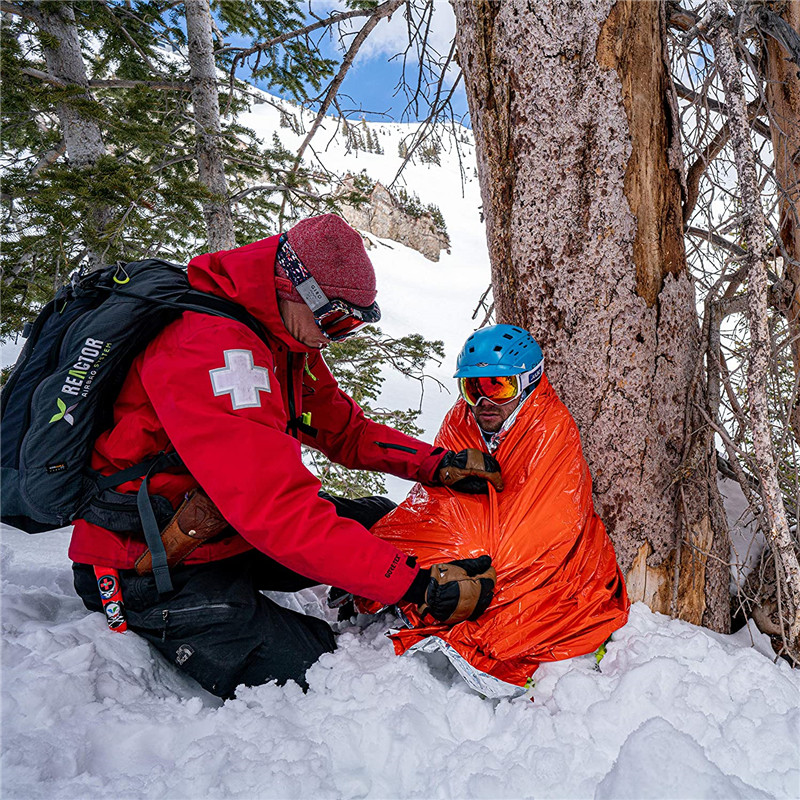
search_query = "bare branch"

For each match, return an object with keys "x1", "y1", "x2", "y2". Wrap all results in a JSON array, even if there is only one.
[
  {"x1": 686, "y1": 226, "x2": 746, "y2": 256},
  {"x1": 277, "y1": 0, "x2": 404, "y2": 223},
  {"x1": 0, "y1": 1, "x2": 40, "y2": 23},
  {"x1": 710, "y1": 0, "x2": 800, "y2": 650},
  {"x1": 219, "y1": 6, "x2": 375, "y2": 57},
  {"x1": 229, "y1": 183, "x2": 322, "y2": 203},
  {"x1": 293, "y1": 0, "x2": 404, "y2": 168},
  {"x1": 20, "y1": 67, "x2": 190, "y2": 91},
  {"x1": 674, "y1": 80, "x2": 772, "y2": 139},
  {"x1": 684, "y1": 96, "x2": 766, "y2": 222},
  {"x1": 30, "y1": 140, "x2": 66, "y2": 177},
  {"x1": 391, "y1": 37, "x2": 462, "y2": 184}
]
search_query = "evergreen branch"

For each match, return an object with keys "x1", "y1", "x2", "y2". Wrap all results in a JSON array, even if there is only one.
[
  {"x1": 91, "y1": 78, "x2": 191, "y2": 91},
  {"x1": 96, "y1": 0, "x2": 172, "y2": 79},
  {"x1": 153, "y1": 154, "x2": 196, "y2": 171}
]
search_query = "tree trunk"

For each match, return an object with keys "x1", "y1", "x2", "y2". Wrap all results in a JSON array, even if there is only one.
[
  {"x1": 33, "y1": 0, "x2": 110, "y2": 269},
  {"x1": 185, "y1": 0, "x2": 235, "y2": 251},
  {"x1": 710, "y1": 0, "x2": 800, "y2": 653},
  {"x1": 762, "y1": 0, "x2": 800, "y2": 446},
  {"x1": 451, "y1": 0, "x2": 729, "y2": 629}
]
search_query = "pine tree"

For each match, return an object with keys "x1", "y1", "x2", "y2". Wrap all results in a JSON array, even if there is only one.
[{"x1": 1, "y1": 0, "x2": 333, "y2": 337}]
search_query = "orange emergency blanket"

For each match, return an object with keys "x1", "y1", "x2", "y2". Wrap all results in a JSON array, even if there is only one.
[{"x1": 371, "y1": 376, "x2": 630, "y2": 687}]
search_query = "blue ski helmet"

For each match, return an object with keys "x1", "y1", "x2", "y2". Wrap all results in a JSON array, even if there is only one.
[{"x1": 454, "y1": 324, "x2": 544, "y2": 378}]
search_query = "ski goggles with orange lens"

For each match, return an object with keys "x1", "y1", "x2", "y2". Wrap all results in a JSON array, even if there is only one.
[
  {"x1": 277, "y1": 233, "x2": 381, "y2": 341},
  {"x1": 458, "y1": 363, "x2": 543, "y2": 407}
]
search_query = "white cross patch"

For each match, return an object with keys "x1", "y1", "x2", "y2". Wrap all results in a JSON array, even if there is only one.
[{"x1": 209, "y1": 349, "x2": 271, "y2": 410}]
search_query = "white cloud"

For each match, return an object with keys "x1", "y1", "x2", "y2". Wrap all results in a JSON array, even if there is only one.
[{"x1": 308, "y1": 0, "x2": 458, "y2": 79}]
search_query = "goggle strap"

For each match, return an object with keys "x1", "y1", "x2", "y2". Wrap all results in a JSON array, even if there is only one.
[
  {"x1": 295, "y1": 276, "x2": 329, "y2": 312},
  {"x1": 523, "y1": 360, "x2": 544, "y2": 389}
]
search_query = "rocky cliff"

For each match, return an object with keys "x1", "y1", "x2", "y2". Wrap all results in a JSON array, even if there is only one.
[{"x1": 338, "y1": 176, "x2": 450, "y2": 262}]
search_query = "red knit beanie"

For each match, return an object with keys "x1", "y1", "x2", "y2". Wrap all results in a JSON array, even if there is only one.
[{"x1": 276, "y1": 214, "x2": 377, "y2": 307}]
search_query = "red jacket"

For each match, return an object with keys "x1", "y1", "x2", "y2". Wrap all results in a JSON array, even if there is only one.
[{"x1": 69, "y1": 234, "x2": 443, "y2": 604}]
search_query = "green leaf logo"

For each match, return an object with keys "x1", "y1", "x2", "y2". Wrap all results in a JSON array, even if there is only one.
[{"x1": 49, "y1": 398, "x2": 67, "y2": 424}]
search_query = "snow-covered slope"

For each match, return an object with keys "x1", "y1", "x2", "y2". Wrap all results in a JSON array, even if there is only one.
[
  {"x1": 2, "y1": 525, "x2": 798, "y2": 799},
  {"x1": 3, "y1": 98, "x2": 799, "y2": 800}
]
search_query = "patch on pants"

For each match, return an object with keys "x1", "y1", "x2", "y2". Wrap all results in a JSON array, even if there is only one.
[{"x1": 175, "y1": 644, "x2": 195, "y2": 665}]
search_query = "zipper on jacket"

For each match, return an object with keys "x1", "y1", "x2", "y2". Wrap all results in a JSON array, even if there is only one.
[
  {"x1": 375, "y1": 441, "x2": 418, "y2": 454},
  {"x1": 167, "y1": 603, "x2": 238, "y2": 615},
  {"x1": 286, "y1": 351, "x2": 299, "y2": 439},
  {"x1": 161, "y1": 609, "x2": 169, "y2": 641}
]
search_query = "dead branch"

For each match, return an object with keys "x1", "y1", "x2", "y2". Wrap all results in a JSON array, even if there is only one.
[
  {"x1": 278, "y1": 0, "x2": 404, "y2": 223},
  {"x1": 229, "y1": 183, "x2": 323, "y2": 203},
  {"x1": 294, "y1": 0, "x2": 404, "y2": 167},
  {"x1": 20, "y1": 67, "x2": 190, "y2": 91},
  {"x1": 685, "y1": 226, "x2": 746, "y2": 256},
  {"x1": 684, "y1": 96, "x2": 766, "y2": 222},
  {"x1": 710, "y1": 0, "x2": 800, "y2": 651},
  {"x1": 30, "y1": 140, "x2": 66, "y2": 177},
  {"x1": 673, "y1": 80, "x2": 772, "y2": 139}
]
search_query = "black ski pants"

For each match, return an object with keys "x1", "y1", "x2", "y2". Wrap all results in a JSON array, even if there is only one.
[{"x1": 73, "y1": 493, "x2": 396, "y2": 698}]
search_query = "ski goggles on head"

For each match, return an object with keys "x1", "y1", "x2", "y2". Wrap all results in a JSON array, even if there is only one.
[
  {"x1": 277, "y1": 233, "x2": 380, "y2": 341},
  {"x1": 458, "y1": 362, "x2": 544, "y2": 407}
]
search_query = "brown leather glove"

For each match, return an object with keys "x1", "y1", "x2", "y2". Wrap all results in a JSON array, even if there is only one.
[
  {"x1": 403, "y1": 555, "x2": 497, "y2": 625},
  {"x1": 437, "y1": 449, "x2": 504, "y2": 493}
]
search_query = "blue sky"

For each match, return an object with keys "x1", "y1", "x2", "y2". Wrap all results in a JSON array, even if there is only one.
[{"x1": 244, "y1": 1, "x2": 469, "y2": 124}]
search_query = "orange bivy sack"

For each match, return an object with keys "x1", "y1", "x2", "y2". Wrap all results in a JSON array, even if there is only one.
[{"x1": 370, "y1": 376, "x2": 630, "y2": 688}]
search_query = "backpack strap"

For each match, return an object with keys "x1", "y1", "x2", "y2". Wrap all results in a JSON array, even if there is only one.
[
  {"x1": 95, "y1": 451, "x2": 183, "y2": 492},
  {"x1": 105, "y1": 286, "x2": 272, "y2": 347},
  {"x1": 138, "y1": 467, "x2": 172, "y2": 595},
  {"x1": 93, "y1": 451, "x2": 182, "y2": 595},
  {"x1": 176, "y1": 291, "x2": 271, "y2": 346}
]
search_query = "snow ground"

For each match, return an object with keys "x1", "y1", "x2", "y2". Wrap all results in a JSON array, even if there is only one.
[
  {"x1": 2, "y1": 524, "x2": 798, "y2": 799},
  {"x1": 3, "y1": 97, "x2": 796, "y2": 799}
]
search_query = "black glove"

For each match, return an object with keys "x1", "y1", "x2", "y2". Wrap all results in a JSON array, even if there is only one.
[
  {"x1": 437, "y1": 449, "x2": 503, "y2": 494},
  {"x1": 327, "y1": 587, "x2": 355, "y2": 621},
  {"x1": 402, "y1": 555, "x2": 496, "y2": 625}
]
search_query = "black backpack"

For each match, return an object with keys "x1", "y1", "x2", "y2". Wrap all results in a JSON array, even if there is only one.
[{"x1": 1, "y1": 259, "x2": 269, "y2": 591}]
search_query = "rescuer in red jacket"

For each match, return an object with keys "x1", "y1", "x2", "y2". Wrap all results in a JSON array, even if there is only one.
[{"x1": 71, "y1": 214, "x2": 501, "y2": 697}]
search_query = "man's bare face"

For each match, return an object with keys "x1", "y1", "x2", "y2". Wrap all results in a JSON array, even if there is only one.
[
  {"x1": 471, "y1": 395, "x2": 522, "y2": 433},
  {"x1": 278, "y1": 297, "x2": 329, "y2": 349}
]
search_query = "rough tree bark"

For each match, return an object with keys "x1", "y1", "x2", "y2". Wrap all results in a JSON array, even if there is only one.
[
  {"x1": 451, "y1": 0, "x2": 729, "y2": 628},
  {"x1": 185, "y1": 0, "x2": 236, "y2": 251},
  {"x1": 31, "y1": 0, "x2": 111, "y2": 269},
  {"x1": 762, "y1": 0, "x2": 800, "y2": 445},
  {"x1": 710, "y1": 0, "x2": 800, "y2": 652}
]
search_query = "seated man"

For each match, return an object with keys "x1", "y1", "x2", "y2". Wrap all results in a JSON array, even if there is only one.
[{"x1": 368, "y1": 324, "x2": 630, "y2": 689}]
